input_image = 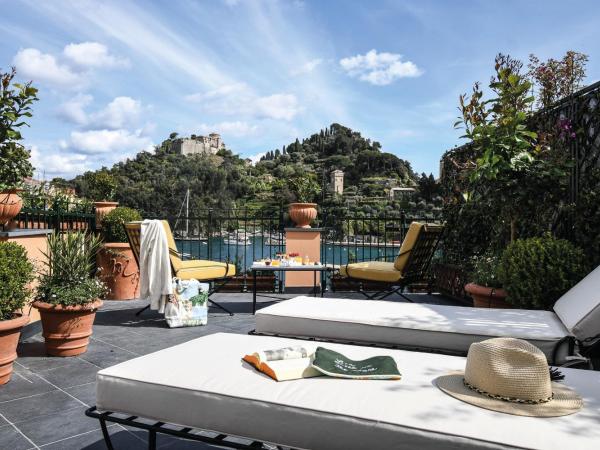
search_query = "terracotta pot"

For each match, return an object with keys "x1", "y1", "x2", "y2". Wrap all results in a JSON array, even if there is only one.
[
  {"x1": 0, "y1": 190, "x2": 23, "y2": 226},
  {"x1": 465, "y1": 283, "x2": 510, "y2": 308},
  {"x1": 288, "y1": 203, "x2": 317, "y2": 228},
  {"x1": 93, "y1": 201, "x2": 119, "y2": 230},
  {"x1": 0, "y1": 314, "x2": 29, "y2": 385},
  {"x1": 97, "y1": 243, "x2": 140, "y2": 300},
  {"x1": 33, "y1": 300, "x2": 103, "y2": 356}
]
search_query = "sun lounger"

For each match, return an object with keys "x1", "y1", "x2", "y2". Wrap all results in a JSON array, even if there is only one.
[
  {"x1": 88, "y1": 333, "x2": 600, "y2": 450},
  {"x1": 254, "y1": 266, "x2": 600, "y2": 365}
]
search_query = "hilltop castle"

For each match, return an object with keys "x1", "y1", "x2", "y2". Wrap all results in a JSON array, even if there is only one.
[{"x1": 172, "y1": 133, "x2": 224, "y2": 156}]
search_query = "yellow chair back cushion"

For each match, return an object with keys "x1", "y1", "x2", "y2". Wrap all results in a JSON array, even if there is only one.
[
  {"x1": 161, "y1": 220, "x2": 183, "y2": 271},
  {"x1": 393, "y1": 222, "x2": 424, "y2": 273}
]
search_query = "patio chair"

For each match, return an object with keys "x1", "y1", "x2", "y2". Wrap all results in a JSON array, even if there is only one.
[
  {"x1": 124, "y1": 220, "x2": 236, "y2": 316},
  {"x1": 254, "y1": 265, "x2": 600, "y2": 366},
  {"x1": 87, "y1": 332, "x2": 600, "y2": 450},
  {"x1": 337, "y1": 221, "x2": 444, "y2": 301}
]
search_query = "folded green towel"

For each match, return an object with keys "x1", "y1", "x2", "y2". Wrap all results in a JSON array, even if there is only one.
[{"x1": 311, "y1": 347, "x2": 401, "y2": 380}]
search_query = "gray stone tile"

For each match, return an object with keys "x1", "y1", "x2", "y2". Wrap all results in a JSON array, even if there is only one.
[
  {"x1": 0, "y1": 413, "x2": 7, "y2": 426},
  {"x1": 64, "y1": 382, "x2": 96, "y2": 407},
  {"x1": 0, "y1": 389, "x2": 82, "y2": 424},
  {"x1": 41, "y1": 425, "x2": 145, "y2": 450},
  {"x1": 0, "y1": 424, "x2": 35, "y2": 450},
  {"x1": 0, "y1": 367, "x2": 55, "y2": 403},
  {"x1": 16, "y1": 405, "x2": 96, "y2": 446},
  {"x1": 15, "y1": 341, "x2": 73, "y2": 372},
  {"x1": 36, "y1": 358, "x2": 100, "y2": 389},
  {"x1": 77, "y1": 340, "x2": 137, "y2": 369}
]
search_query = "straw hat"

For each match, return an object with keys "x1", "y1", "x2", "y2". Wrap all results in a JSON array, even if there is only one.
[{"x1": 435, "y1": 338, "x2": 583, "y2": 417}]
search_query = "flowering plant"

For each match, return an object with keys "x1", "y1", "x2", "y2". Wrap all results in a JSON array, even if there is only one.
[{"x1": 470, "y1": 252, "x2": 503, "y2": 288}]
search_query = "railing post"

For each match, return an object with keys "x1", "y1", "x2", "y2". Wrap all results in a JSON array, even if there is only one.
[{"x1": 207, "y1": 209, "x2": 212, "y2": 261}]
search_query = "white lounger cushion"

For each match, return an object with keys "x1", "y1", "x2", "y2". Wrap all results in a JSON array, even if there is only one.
[
  {"x1": 96, "y1": 333, "x2": 600, "y2": 450},
  {"x1": 255, "y1": 297, "x2": 571, "y2": 360},
  {"x1": 553, "y1": 264, "x2": 600, "y2": 341}
]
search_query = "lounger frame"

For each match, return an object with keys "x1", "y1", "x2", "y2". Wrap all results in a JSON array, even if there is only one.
[{"x1": 85, "y1": 406, "x2": 292, "y2": 450}]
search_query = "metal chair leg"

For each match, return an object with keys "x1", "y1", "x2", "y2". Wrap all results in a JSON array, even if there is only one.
[
  {"x1": 135, "y1": 304, "x2": 150, "y2": 316},
  {"x1": 99, "y1": 416, "x2": 115, "y2": 450}
]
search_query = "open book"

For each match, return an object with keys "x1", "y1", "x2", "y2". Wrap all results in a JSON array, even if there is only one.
[{"x1": 243, "y1": 346, "x2": 321, "y2": 381}]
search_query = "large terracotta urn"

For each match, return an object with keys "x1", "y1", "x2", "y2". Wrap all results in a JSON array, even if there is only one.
[
  {"x1": 465, "y1": 283, "x2": 510, "y2": 308},
  {"x1": 0, "y1": 314, "x2": 29, "y2": 384},
  {"x1": 33, "y1": 300, "x2": 103, "y2": 356},
  {"x1": 93, "y1": 201, "x2": 119, "y2": 230},
  {"x1": 0, "y1": 190, "x2": 23, "y2": 226},
  {"x1": 97, "y1": 243, "x2": 140, "y2": 300},
  {"x1": 289, "y1": 203, "x2": 317, "y2": 228}
]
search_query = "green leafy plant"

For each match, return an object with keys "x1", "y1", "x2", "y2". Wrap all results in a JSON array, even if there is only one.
[
  {"x1": 86, "y1": 170, "x2": 117, "y2": 201},
  {"x1": 102, "y1": 207, "x2": 142, "y2": 243},
  {"x1": 0, "y1": 242, "x2": 34, "y2": 320},
  {"x1": 471, "y1": 252, "x2": 503, "y2": 288},
  {"x1": 289, "y1": 173, "x2": 321, "y2": 203},
  {"x1": 37, "y1": 231, "x2": 106, "y2": 306},
  {"x1": 0, "y1": 68, "x2": 38, "y2": 191},
  {"x1": 498, "y1": 235, "x2": 587, "y2": 310}
]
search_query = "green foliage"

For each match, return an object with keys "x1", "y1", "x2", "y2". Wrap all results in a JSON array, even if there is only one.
[
  {"x1": 470, "y1": 252, "x2": 502, "y2": 288},
  {"x1": 102, "y1": 207, "x2": 142, "y2": 243},
  {"x1": 37, "y1": 232, "x2": 106, "y2": 306},
  {"x1": 0, "y1": 242, "x2": 34, "y2": 320},
  {"x1": 78, "y1": 170, "x2": 117, "y2": 201},
  {"x1": 289, "y1": 173, "x2": 321, "y2": 203},
  {"x1": 0, "y1": 68, "x2": 38, "y2": 191},
  {"x1": 570, "y1": 168, "x2": 600, "y2": 267},
  {"x1": 498, "y1": 235, "x2": 587, "y2": 310}
]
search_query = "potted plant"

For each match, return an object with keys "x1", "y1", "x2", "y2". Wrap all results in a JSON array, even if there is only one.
[
  {"x1": 465, "y1": 252, "x2": 509, "y2": 308},
  {"x1": 97, "y1": 206, "x2": 142, "y2": 300},
  {"x1": 0, "y1": 242, "x2": 34, "y2": 384},
  {"x1": 498, "y1": 234, "x2": 587, "y2": 310},
  {"x1": 33, "y1": 231, "x2": 106, "y2": 356},
  {"x1": 88, "y1": 171, "x2": 119, "y2": 229},
  {"x1": 288, "y1": 173, "x2": 321, "y2": 228},
  {"x1": 0, "y1": 68, "x2": 38, "y2": 226}
]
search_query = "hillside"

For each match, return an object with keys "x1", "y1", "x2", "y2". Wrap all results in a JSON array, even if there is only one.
[{"x1": 70, "y1": 123, "x2": 418, "y2": 217}]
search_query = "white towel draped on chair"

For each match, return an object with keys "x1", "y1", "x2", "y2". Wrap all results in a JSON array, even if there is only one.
[{"x1": 139, "y1": 219, "x2": 173, "y2": 313}]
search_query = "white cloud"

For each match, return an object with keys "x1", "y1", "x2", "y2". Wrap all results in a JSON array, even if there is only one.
[
  {"x1": 340, "y1": 49, "x2": 422, "y2": 85},
  {"x1": 223, "y1": 0, "x2": 241, "y2": 6},
  {"x1": 186, "y1": 83, "x2": 301, "y2": 121},
  {"x1": 30, "y1": 145, "x2": 90, "y2": 177},
  {"x1": 13, "y1": 48, "x2": 83, "y2": 87},
  {"x1": 56, "y1": 94, "x2": 93, "y2": 125},
  {"x1": 197, "y1": 121, "x2": 258, "y2": 137},
  {"x1": 247, "y1": 151, "x2": 267, "y2": 165},
  {"x1": 291, "y1": 58, "x2": 322, "y2": 76},
  {"x1": 67, "y1": 129, "x2": 153, "y2": 155},
  {"x1": 88, "y1": 96, "x2": 142, "y2": 129},
  {"x1": 63, "y1": 42, "x2": 129, "y2": 68}
]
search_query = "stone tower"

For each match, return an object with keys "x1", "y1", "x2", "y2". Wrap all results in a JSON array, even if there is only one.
[{"x1": 330, "y1": 170, "x2": 344, "y2": 195}]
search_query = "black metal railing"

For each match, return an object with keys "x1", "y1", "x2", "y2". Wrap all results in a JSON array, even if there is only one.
[{"x1": 14, "y1": 208, "x2": 96, "y2": 231}]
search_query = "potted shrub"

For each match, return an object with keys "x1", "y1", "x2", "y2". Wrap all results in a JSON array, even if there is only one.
[
  {"x1": 33, "y1": 231, "x2": 106, "y2": 356},
  {"x1": 88, "y1": 171, "x2": 119, "y2": 229},
  {"x1": 0, "y1": 242, "x2": 34, "y2": 384},
  {"x1": 465, "y1": 253, "x2": 509, "y2": 308},
  {"x1": 288, "y1": 173, "x2": 321, "y2": 228},
  {"x1": 0, "y1": 68, "x2": 38, "y2": 226},
  {"x1": 498, "y1": 234, "x2": 587, "y2": 310},
  {"x1": 97, "y1": 206, "x2": 142, "y2": 300}
]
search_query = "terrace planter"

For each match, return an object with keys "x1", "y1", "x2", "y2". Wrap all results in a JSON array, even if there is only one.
[
  {"x1": 97, "y1": 243, "x2": 140, "y2": 300},
  {"x1": 0, "y1": 189, "x2": 23, "y2": 226},
  {"x1": 289, "y1": 203, "x2": 317, "y2": 228},
  {"x1": 33, "y1": 300, "x2": 103, "y2": 356},
  {"x1": 93, "y1": 201, "x2": 119, "y2": 230},
  {"x1": 465, "y1": 282, "x2": 510, "y2": 308},
  {"x1": 0, "y1": 314, "x2": 29, "y2": 385}
]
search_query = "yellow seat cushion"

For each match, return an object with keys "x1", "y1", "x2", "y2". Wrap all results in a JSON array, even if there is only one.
[
  {"x1": 340, "y1": 261, "x2": 402, "y2": 283},
  {"x1": 394, "y1": 222, "x2": 424, "y2": 272},
  {"x1": 175, "y1": 259, "x2": 236, "y2": 281}
]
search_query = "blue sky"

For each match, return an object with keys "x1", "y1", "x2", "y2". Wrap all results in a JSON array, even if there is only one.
[{"x1": 2, "y1": 0, "x2": 600, "y2": 179}]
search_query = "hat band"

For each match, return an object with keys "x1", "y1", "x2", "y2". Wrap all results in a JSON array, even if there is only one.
[{"x1": 463, "y1": 379, "x2": 553, "y2": 405}]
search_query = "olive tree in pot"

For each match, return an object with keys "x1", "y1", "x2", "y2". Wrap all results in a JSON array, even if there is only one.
[
  {"x1": 0, "y1": 68, "x2": 38, "y2": 226},
  {"x1": 465, "y1": 252, "x2": 509, "y2": 308},
  {"x1": 288, "y1": 173, "x2": 321, "y2": 228},
  {"x1": 33, "y1": 232, "x2": 106, "y2": 356},
  {"x1": 88, "y1": 171, "x2": 119, "y2": 229},
  {"x1": 498, "y1": 235, "x2": 587, "y2": 310},
  {"x1": 0, "y1": 242, "x2": 34, "y2": 384},
  {"x1": 97, "y1": 207, "x2": 142, "y2": 300}
]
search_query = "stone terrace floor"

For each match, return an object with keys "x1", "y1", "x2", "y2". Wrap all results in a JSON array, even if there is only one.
[{"x1": 1, "y1": 292, "x2": 461, "y2": 450}]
